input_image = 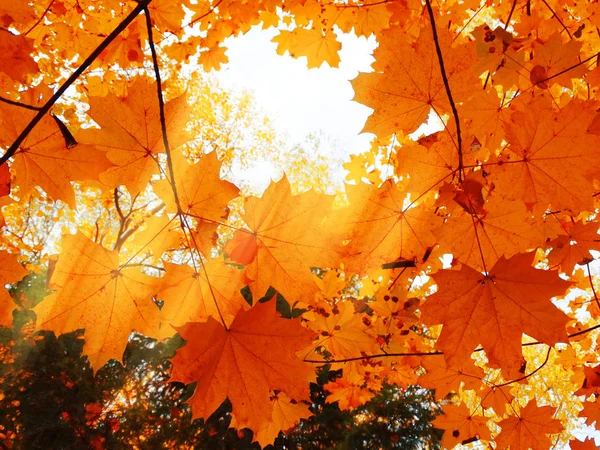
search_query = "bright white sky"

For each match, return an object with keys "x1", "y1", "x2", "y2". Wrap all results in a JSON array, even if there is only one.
[{"x1": 216, "y1": 27, "x2": 376, "y2": 158}]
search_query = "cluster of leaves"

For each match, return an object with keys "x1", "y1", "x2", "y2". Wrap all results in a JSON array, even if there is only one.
[
  {"x1": 0, "y1": 292, "x2": 442, "y2": 449},
  {"x1": 4, "y1": 0, "x2": 600, "y2": 448}
]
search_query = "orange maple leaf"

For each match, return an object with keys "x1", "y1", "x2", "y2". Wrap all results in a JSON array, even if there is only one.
[
  {"x1": 421, "y1": 252, "x2": 571, "y2": 377},
  {"x1": 156, "y1": 260, "x2": 247, "y2": 335},
  {"x1": 0, "y1": 30, "x2": 38, "y2": 82},
  {"x1": 570, "y1": 439, "x2": 599, "y2": 450},
  {"x1": 490, "y1": 94, "x2": 600, "y2": 214},
  {"x1": 352, "y1": 22, "x2": 477, "y2": 137},
  {"x1": 324, "y1": 371, "x2": 375, "y2": 410},
  {"x1": 33, "y1": 233, "x2": 163, "y2": 369},
  {"x1": 546, "y1": 220, "x2": 600, "y2": 273},
  {"x1": 434, "y1": 195, "x2": 546, "y2": 271},
  {"x1": 418, "y1": 358, "x2": 484, "y2": 399},
  {"x1": 153, "y1": 149, "x2": 238, "y2": 222},
  {"x1": 254, "y1": 392, "x2": 311, "y2": 447},
  {"x1": 0, "y1": 99, "x2": 113, "y2": 208},
  {"x1": 272, "y1": 28, "x2": 341, "y2": 69},
  {"x1": 433, "y1": 404, "x2": 491, "y2": 449},
  {"x1": 496, "y1": 400, "x2": 564, "y2": 450},
  {"x1": 337, "y1": 180, "x2": 437, "y2": 275},
  {"x1": 224, "y1": 177, "x2": 339, "y2": 303},
  {"x1": 78, "y1": 79, "x2": 190, "y2": 196},
  {"x1": 170, "y1": 300, "x2": 315, "y2": 434}
]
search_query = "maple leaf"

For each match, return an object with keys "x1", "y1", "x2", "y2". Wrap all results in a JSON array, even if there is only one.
[
  {"x1": 170, "y1": 299, "x2": 315, "y2": 434},
  {"x1": 272, "y1": 28, "x2": 341, "y2": 69},
  {"x1": 393, "y1": 132, "x2": 458, "y2": 196},
  {"x1": 324, "y1": 371, "x2": 375, "y2": 410},
  {"x1": 126, "y1": 214, "x2": 181, "y2": 258},
  {"x1": 78, "y1": 79, "x2": 191, "y2": 196},
  {"x1": 224, "y1": 177, "x2": 339, "y2": 303},
  {"x1": 336, "y1": 180, "x2": 437, "y2": 275},
  {"x1": 489, "y1": 94, "x2": 600, "y2": 214},
  {"x1": 479, "y1": 385, "x2": 515, "y2": 414},
  {"x1": 570, "y1": 439, "x2": 599, "y2": 450},
  {"x1": 254, "y1": 392, "x2": 311, "y2": 447},
  {"x1": 421, "y1": 252, "x2": 571, "y2": 377},
  {"x1": 307, "y1": 302, "x2": 377, "y2": 360},
  {"x1": 546, "y1": 220, "x2": 600, "y2": 273},
  {"x1": 579, "y1": 399, "x2": 600, "y2": 427},
  {"x1": 433, "y1": 404, "x2": 491, "y2": 449},
  {"x1": 352, "y1": 22, "x2": 477, "y2": 137},
  {"x1": 0, "y1": 0, "x2": 35, "y2": 28},
  {"x1": 153, "y1": 149, "x2": 238, "y2": 222},
  {"x1": 33, "y1": 233, "x2": 163, "y2": 369},
  {"x1": 495, "y1": 400, "x2": 563, "y2": 450},
  {"x1": 156, "y1": 260, "x2": 247, "y2": 335},
  {"x1": 418, "y1": 358, "x2": 484, "y2": 399},
  {"x1": 576, "y1": 364, "x2": 600, "y2": 396},
  {"x1": 434, "y1": 195, "x2": 547, "y2": 271},
  {"x1": 0, "y1": 100, "x2": 113, "y2": 208},
  {"x1": 0, "y1": 30, "x2": 38, "y2": 82}
]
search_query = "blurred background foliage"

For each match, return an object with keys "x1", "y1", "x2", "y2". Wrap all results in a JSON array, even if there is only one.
[{"x1": 0, "y1": 272, "x2": 442, "y2": 450}]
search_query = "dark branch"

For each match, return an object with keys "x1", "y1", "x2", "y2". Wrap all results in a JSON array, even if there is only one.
[
  {"x1": 144, "y1": 6, "x2": 227, "y2": 329},
  {"x1": 493, "y1": 347, "x2": 552, "y2": 388},
  {"x1": 504, "y1": 0, "x2": 517, "y2": 29},
  {"x1": 0, "y1": 96, "x2": 41, "y2": 111},
  {"x1": 381, "y1": 259, "x2": 416, "y2": 270},
  {"x1": 424, "y1": 0, "x2": 464, "y2": 180},
  {"x1": 304, "y1": 350, "x2": 444, "y2": 364},
  {"x1": 143, "y1": 6, "x2": 182, "y2": 213},
  {"x1": 540, "y1": 52, "x2": 598, "y2": 85},
  {"x1": 0, "y1": 0, "x2": 152, "y2": 166},
  {"x1": 540, "y1": 0, "x2": 572, "y2": 39}
]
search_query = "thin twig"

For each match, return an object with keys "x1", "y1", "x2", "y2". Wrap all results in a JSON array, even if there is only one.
[
  {"x1": 144, "y1": 6, "x2": 227, "y2": 329},
  {"x1": 0, "y1": 96, "x2": 41, "y2": 111},
  {"x1": 587, "y1": 261, "x2": 600, "y2": 310},
  {"x1": 304, "y1": 322, "x2": 600, "y2": 364},
  {"x1": 23, "y1": 0, "x2": 56, "y2": 36},
  {"x1": 540, "y1": 0, "x2": 572, "y2": 39},
  {"x1": 493, "y1": 347, "x2": 552, "y2": 387},
  {"x1": 303, "y1": 350, "x2": 444, "y2": 364},
  {"x1": 143, "y1": 6, "x2": 182, "y2": 213},
  {"x1": 0, "y1": 0, "x2": 152, "y2": 166},
  {"x1": 505, "y1": 0, "x2": 517, "y2": 29},
  {"x1": 540, "y1": 52, "x2": 598, "y2": 84},
  {"x1": 424, "y1": 0, "x2": 464, "y2": 181}
]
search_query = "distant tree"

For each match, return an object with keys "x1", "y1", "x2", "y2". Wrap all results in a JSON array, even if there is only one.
[{"x1": 0, "y1": 277, "x2": 442, "y2": 450}]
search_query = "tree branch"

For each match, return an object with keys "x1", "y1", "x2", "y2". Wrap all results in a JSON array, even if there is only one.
[
  {"x1": 303, "y1": 350, "x2": 444, "y2": 364},
  {"x1": 493, "y1": 347, "x2": 552, "y2": 388},
  {"x1": 144, "y1": 6, "x2": 227, "y2": 329},
  {"x1": 143, "y1": 6, "x2": 182, "y2": 213},
  {"x1": 424, "y1": 0, "x2": 464, "y2": 180},
  {"x1": 0, "y1": 0, "x2": 152, "y2": 166},
  {"x1": 0, "y1": 96, "x2": 41, "y2": 111}
]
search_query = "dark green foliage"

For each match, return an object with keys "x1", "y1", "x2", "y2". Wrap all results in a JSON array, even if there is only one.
[
  {"x1": 0, "y1": 275, "x2": 441, "y2": 450},
  {"x1": 273, "y1": 366, "x2": 443, "y2": 450}
]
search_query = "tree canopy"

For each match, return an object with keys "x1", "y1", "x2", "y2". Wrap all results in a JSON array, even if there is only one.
[{"x1": 2, "y1": 0, "x2": 600, "y2": 448}]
